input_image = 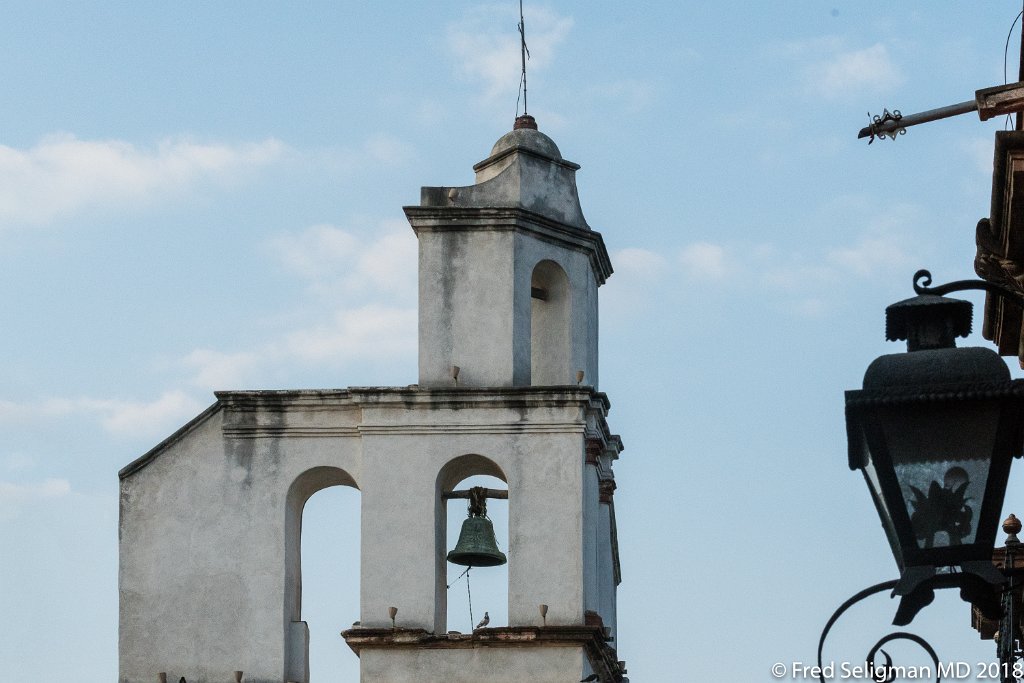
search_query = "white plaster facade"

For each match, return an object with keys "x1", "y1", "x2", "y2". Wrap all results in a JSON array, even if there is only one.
[{"x1": 118, "y1": 120, "x2": 625, "y2": 683}]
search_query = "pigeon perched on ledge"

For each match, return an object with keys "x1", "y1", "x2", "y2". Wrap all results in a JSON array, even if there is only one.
[{"x1": 474, "y1": 612, "x2": 490, "y2": 629}]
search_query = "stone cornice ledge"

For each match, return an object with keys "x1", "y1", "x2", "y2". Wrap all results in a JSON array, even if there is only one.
[
  {"x1": 216, "y1": 386, "x2": 611, "y2": 412},
  {"x1": 342, "y1": 625, "x2": 624, "y2": 682},
  {"x1": 216, "y1": 387, "x2": 616, "y2": 443},
  {"x1": 404, "y1": 205, "x2": 613, "y2": 284}
]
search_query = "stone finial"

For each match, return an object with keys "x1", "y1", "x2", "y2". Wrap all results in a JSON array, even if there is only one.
[
  {"x1": 1004, "y1": 513, "x2": 1022, "y2": 543},
  {"x1": 513, "y1": 114, "x2": 538, "y2": 130}
]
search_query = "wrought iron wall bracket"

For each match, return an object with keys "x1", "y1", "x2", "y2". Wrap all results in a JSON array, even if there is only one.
[
  {"x1": 914, "y1": 269, "x2": 1024, "y2": 307},
  {"x1": 818, "y1": 580, "x2": 940, "y2": 683},
  {"x1": 858, "y1": 81, "x2": 1024, "y2": 143},
  {"x1": 821, "y1": 572, "x2": 1020, "y2": 683}
]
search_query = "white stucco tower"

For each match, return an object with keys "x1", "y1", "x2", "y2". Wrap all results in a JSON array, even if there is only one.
[
  {"x1": 414, "y1": 117, "x2": 606, "y2": 390},
  {"x1": 117, "y1": 116, "x2": 625, "y2": 683}
]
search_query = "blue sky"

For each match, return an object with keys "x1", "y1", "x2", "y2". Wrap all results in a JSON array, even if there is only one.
[{"x1": 3, "y1": 2, "x2": 1024, "y2": 681}]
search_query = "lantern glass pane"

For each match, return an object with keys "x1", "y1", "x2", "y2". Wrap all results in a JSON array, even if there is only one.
[
  {"x1": 862, "y1": 457, "x2": 902, "y2": 561},
  {"x1": 881, "y1": 402, "x2": 1000, "y2": 550},
  {"x1": 893, "y1": 458, "x2": 989, "y2": 548}
]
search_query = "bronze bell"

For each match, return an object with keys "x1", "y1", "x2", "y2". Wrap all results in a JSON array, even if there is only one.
[{"x1": 447, "y1": 487, "x2": 507, "y2": 567}]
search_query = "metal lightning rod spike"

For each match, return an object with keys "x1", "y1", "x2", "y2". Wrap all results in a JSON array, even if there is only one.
[
  {"x1": 519, "y1": 0, "x2": 528, "y2": 115},
  {"x1": 857, "y1": 81, "x2": 1024, "y2": 142}
]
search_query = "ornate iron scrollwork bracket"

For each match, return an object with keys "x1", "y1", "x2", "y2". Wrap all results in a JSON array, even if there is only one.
[
  {"x1": 818, "y1": 580, "x2": 940, "y2": 683},
  {"x1": 820, "y1": 575, "x2": 1024, "y2": 683},
  {"x1": 864, "y1": 109, "x2": 906, "y2": 144},
  {"x1": 913, "y1": 269, "x2": 1024, "y2": 306},
  {"x1": 820, "y1": 505, "x2": 1024, "y2": 681}
]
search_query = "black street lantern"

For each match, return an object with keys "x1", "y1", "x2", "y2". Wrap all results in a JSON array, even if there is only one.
[{"x1": 845, "y1": 285, "x2": 1024, "y2": 622}]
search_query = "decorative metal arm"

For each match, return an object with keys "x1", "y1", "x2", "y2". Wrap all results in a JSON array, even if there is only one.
[
  {"x1": 858, "y1": 82, "x2": 1024, "y2": 143},
  {"x1": 860, "y1": 103, "x2": 974, "y2": 143},
  {"x1": 821, "y1": 573, "x2": 1023, "y2": 682},
  {"x1": 914, "y1": 269, "x2": 1024, "y2": 306},
  {"x1": 818, "y1": 580, "x2": 940, "y2": 683}
]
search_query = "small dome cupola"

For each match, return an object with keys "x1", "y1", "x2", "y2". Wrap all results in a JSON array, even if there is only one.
[{"x1": 487, "y1": 123, "x2": 562, "y2": 161}]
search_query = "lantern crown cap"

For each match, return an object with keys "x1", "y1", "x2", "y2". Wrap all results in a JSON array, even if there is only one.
[
  {"x1": 861, "y1": 345, "x2": 1010, "y2": 393},
  {"x1": 885, "y1": 294, "x2": 973, "y2": 351}
]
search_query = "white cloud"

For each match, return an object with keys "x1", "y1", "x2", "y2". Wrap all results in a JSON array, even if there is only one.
[
  {"x1": 270, "y1": 223, "x2": 360, "y2": 279},
  {"x1": 363, "y1": 133, "x2": 413, "y2": 166},
  {"x1": 97, "y1": 391, "x2": 206, "y2": 438},
  {"x1": 182, "y1": 305, "x2": 415, "y2": 391},
  {"x1": 0, "y1": 397, "x2": 79, "y2": 421},
  {"x1": 266, "y1": 221, "x2": 418, "y2": 301},
  {"x1": 679, "y1": 242, "x2": 730, "y2": 279},
  {"x1": 284, "y1": 305, "x2": 416, "y2": 364},
  {"x1": 602, "y1": 248, "x2": 670, "y2": 316},
  {"x1": 0, "y1": 391, "x2": 205, "y2": 439},
  {"x1": 447, "y1": 5, "x2": 573, "y2": 101},
  {"x1": 613, "y1": 247, "x2": 668, "y2": 276},
  {"x1": 805, "y1": 43, "x2": 903, "y2": 99},
  {"x1": 826, "y1": 233, "x2": 909, "y2": 277},
  {"x1": 0, "y1": 134, "x2": 286, "y2": 227},
  {"x1": 179, "y1": 223, "x2": 419, "y2": 390},
  {"x1": 183, "y1": 349, "x2": 263, "y2": 390},
  {"x1": 0, "y1": 478, "x2": 70, "y2": 504},
  {"x1": 759, "y1": 259, "x2": 838, "y2": 290},
  {"x1": 0, "y1": 478, "x2": 71, "y2": 520},
  {"x1": 607, "y1": 208, "x2": 915, "y2": 317}
]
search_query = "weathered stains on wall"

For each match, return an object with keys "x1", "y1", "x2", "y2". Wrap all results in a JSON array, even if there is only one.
[
  {"x1": 118, "y1": 388, "x2": 619, "y2": 682},
  {"x1": 359, "y1": 644, "x2": 586, "y2": 683},
  {"x1": 417, "y1": 227, "x2": 517, "y2": 387},
  {"x1": 119, "y1": 121, "x2": 623, "y2": 682},
  {"x1": 408, "y1": 126, "x2": 610, "y2": 391}
]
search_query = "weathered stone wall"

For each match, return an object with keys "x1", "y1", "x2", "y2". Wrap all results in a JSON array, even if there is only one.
[
  {"x1": 118, "y1": 388, "x2": 618, "y2": 683},
  {"x1": 118, "y1": 124, "x2": 623, "y2": 683},
  {"x1": 359, "y1": 645, "x2": 587, "y2": 683}
]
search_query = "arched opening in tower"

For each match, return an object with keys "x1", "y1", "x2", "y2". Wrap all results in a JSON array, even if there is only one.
[
  {"x1": 445, "y1": 473, "x2": 509, "y2": 633},
  {"x1": 530, "y1": 259, "x2": 571, "y2": 385}
]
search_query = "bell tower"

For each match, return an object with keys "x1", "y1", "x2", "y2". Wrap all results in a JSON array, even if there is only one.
[
  {"x1": 116, "y1": 115, "x2": 625, "y2": 683},
  {"x1": 411, "y1": 115, "x2": 612, "y2": 389},
  {"x1": 342, "y1": 116, "x2": 625, "y2": 681}
]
